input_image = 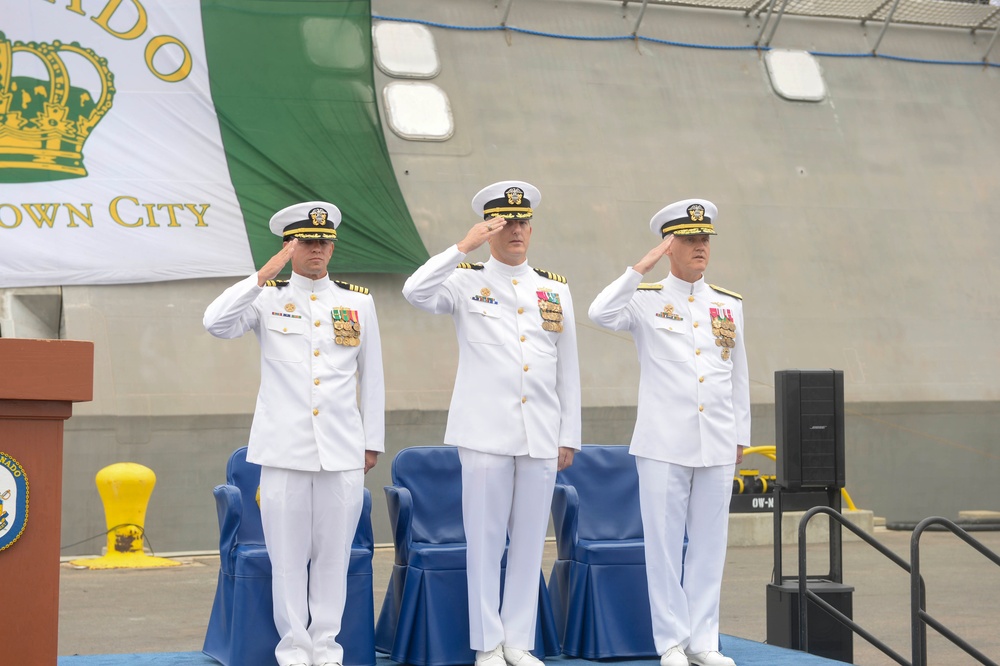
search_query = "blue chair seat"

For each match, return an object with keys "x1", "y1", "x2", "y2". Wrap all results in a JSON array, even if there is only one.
[
  {"x1": 374, "y1": 446, "x2": 560, "y2": 666},
  {"x1": 407, "y1": 542, "x2": 469, "y2": 570},
  {"x1": 573, "y1": 538, "x2": 646, "y2": 565},
  {"x1": 203, "y1": 447, "x2": 375, "y2": 666}
]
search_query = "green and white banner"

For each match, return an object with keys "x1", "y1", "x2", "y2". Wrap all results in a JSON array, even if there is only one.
[{"x1": 0, "y1": 0, "x2": 427, "y2": 288}]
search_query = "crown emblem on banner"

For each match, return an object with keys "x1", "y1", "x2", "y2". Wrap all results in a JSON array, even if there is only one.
[{"x1": 0, "y1": 33, "x2": 116, "y2": 183}]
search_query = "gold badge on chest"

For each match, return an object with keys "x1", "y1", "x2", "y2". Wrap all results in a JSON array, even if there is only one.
[
  {"x1": 471, "y1": 287, "x2": 498, "y2": 304},
  {"x1": 655, "y1": 304, "x2": 683, "y2": 321},
  {"x1": 536, "y1": 288, "x2": 564, "y2": 333},
  {"x1": 332, "y1": 307, "x2": 361, "y2": 346}
]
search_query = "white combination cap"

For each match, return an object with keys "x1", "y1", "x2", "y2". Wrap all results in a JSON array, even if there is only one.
[
  {"x1": 649, "y1": 199, "x2": 718, "y2": 237},
  {"x1": 268, "y1": 201, "x2": 341, "y2": 240},
  {"x1": 471, "y1": 181, "x2": 541, "y2": 220}
]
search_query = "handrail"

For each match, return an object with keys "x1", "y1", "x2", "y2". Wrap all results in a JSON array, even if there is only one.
[
  {"x1": 797, "y1": 505, "x2": 914, "y2": 665},
  {"x1": 910, "y1": 517, "x2": 1000, "y2": 666}
]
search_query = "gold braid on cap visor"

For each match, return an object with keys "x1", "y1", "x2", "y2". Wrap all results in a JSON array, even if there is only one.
[
  {"x1": 661, "y1": 222, "x2": 716, "y2": 236},
  {"x1": 483, "y1": 206, "x2": 533, "y2": 220},
  {"x1": 283, "y1": 228, "x2": 337, "y2": 240}
]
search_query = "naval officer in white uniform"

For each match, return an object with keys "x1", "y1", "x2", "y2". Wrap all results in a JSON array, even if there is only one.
[
  {"x1": 402, "y1": 181, "x2": 581, "y2": 666},
  {"x1": 588, "y1": 199, "x2": 749, "y2": 666},
  {"x1": 204, "y1": 202, "x2": 385, "y2": 666}
]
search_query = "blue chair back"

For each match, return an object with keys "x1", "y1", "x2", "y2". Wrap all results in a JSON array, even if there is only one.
[
  {"x1": 226, "y1": 446, "x2": 265, "y2": 545},
  {"x1": 390, "y1": 446, "x2": 465, "y2": 545},
  {"x1": 555, "y1": 445, "x2": 643, "y2": 541}
]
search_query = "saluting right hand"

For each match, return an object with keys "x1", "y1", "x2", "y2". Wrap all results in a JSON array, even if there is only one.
[
  {"x1": 456, "y1": 216, "x2": 507, "y2": 254},
  {"x1": 257, "y1": 239, "x2": 298, "y2": 286},
  {"x1": 632, "y1": 235, "x2": 675, "y2": 276}
]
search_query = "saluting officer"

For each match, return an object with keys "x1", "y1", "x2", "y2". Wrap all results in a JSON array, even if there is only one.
[
  {"x1": 402, "y1": 181, "x2": 581, "y2": 666},
  {"x1": 588, "y1": 199, "x2": 749, "y2": 666},
  {"x1": 204, "y1": 202, "x2": 385, "y2": 666}
]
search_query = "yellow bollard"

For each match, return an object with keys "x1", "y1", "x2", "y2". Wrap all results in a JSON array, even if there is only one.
[{"x1": 69, "y1": 462, "x2": 180, "y2": 569}]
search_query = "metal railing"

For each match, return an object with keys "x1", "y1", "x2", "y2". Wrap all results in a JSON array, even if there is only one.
[
  {"x1": 619, "y1": 0, "x2": 1000, "y2": 31},
  {"x1": 796, "y1": 507, "x2": 1000, "y2": 665},
  {"x1": 615, "y1": 0, "x2": 1000, "y2": 61},
  {"x1": 402, "y1": 1, "x2": 1000, "y2": 64},
  {"x1": 910, "y1": 517, "x2": 1000, "y2": 666},
  {"x1": 797, "y1": 505, "x2": 915, "y2": 664}
]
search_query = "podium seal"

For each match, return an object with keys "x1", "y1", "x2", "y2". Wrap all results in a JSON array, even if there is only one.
[{"x1": 0, "y1": 452, "x2": 29, "y2": 553}]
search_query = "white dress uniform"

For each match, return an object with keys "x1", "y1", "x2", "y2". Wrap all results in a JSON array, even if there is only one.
[
  {"x1": 402, "y1": 182, "x2": 581, "y2": 656},
  {"x1": 203, "y1": 201, "x2": 385, "y2": 666},
  {"x1": 203, "y1": 272, "x2": 385, "y2": 469},
  {"x1": 403, "y1": 245, "x2": 580, "y2": 458},
  {"x1": 588, "y1": 200, "x2": 749, "y2": 664}
]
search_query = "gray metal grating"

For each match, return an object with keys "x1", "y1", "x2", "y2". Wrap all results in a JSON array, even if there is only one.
[
  {"x1": 869, "y1": 0, "x2": 1000, "y2": 29},
  {"x1": 622, "y1": 0, "x2": 1000, "y2": 29},
  {"x1": 753, "y1": 0, "x2": 892, "y2": 21}
]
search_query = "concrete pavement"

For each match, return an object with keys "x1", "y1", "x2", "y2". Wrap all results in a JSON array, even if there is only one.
[{"x1": 59, "y1": 527, "x2": 1000, "y2": 665}]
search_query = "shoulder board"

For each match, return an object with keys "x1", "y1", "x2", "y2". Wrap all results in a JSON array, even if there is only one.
[
  {"x1": 709, "y1": 284, "x2": 742, "y2": 300},
  {"x1": 533, "y1": 268, "x2": 567, "y2": 284},
  {"x1": 334, "y1": 280, "x2": 370, "y2": 295},
  {"x1": 637, "y1": 283, "x2": 663, "y2": 291},
  {"x1": 456, "y1": 262, "x2": 484, "y2": 270},
  {"x1": 263, "y1": 279, "x2": 289, "y2": 288}
]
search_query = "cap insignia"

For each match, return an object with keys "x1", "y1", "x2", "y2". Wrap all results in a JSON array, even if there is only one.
[
  {"x1": 687, "y1": 204, "x2": 705, "y2": 223},
  {"x1": 505, "y1": 187, "x2": 524, "y2": 205},
  {"x1": 309, "y1": 207, "x2": 328, "y2": 226}
]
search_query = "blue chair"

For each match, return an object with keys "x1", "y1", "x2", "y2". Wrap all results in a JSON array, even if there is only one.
[
  {"x1": 548, "y1": 444, "x2": 658, "y2": 659},
  {"x1": 203, "y1": 446, "x2": 376, "y2": 666},
  {"x1": 374, "y1": 446, "x2": 560, "y2": 666}
]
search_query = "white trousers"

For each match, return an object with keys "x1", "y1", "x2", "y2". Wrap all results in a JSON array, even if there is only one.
[
  {"x1": 459, "y1": 448, "x2": 557, "y2": 652},
  {"x1": 259, "y1": 466, "x2": 364, "y2": 666},
  {"x1": 635, "y1": 457, "x2": 735, "y2": 655}
]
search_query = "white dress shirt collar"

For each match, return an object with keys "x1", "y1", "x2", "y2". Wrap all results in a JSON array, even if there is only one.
[
  {"x1": 290, "y1": 271, "x2": 331, "y2": 292},
  {"x1": 484, "y1": 255, "x2": 533, "y2": 278},
  {"x1": 663, "y1": 271, "x2": 706, "y2": 295}
]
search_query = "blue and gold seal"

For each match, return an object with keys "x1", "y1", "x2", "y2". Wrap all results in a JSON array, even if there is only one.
[{"x1": 0, "y1": 452, "x2": 29, "y2": 552}]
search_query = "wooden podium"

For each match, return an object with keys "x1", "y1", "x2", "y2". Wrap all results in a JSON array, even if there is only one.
[{"x1": 0, "y1": 339, "x2": 94, "y2": 664}]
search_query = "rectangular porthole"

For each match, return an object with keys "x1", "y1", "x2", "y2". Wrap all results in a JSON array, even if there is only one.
[
  {"x1": 384, "y1": 81, "x2": 454, "y2": 141},
  {"x1": 765, "y1": 49, "x2": 826, "y2": 102}
]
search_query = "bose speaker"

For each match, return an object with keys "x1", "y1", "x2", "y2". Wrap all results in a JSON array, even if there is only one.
[{"x1": 775, "y1": 369, "x2": 845, "y2": 490}]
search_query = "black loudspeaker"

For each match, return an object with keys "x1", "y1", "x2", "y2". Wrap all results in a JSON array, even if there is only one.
[
  {"x1": 766, "y1": 581, "x2": 854, "y2": 662},
  {"x1": 775, "y1": 369, "x2": 845, "y2": 491}
]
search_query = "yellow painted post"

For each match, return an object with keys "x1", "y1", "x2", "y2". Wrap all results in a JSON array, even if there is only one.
[{"x1": 68, "y1": 462, "x2": 179, "y2": 569}]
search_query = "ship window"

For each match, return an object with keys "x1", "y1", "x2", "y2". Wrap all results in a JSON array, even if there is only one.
[
  {"x1": 373, "y1": 22, "x2": 441, "y2": 79},
  {"x1": 383, "y1": 81, "x2": 454, "y2": 141},
  {"x1": 765, "y1": 49, "x2": 826, "y2": 102}
]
